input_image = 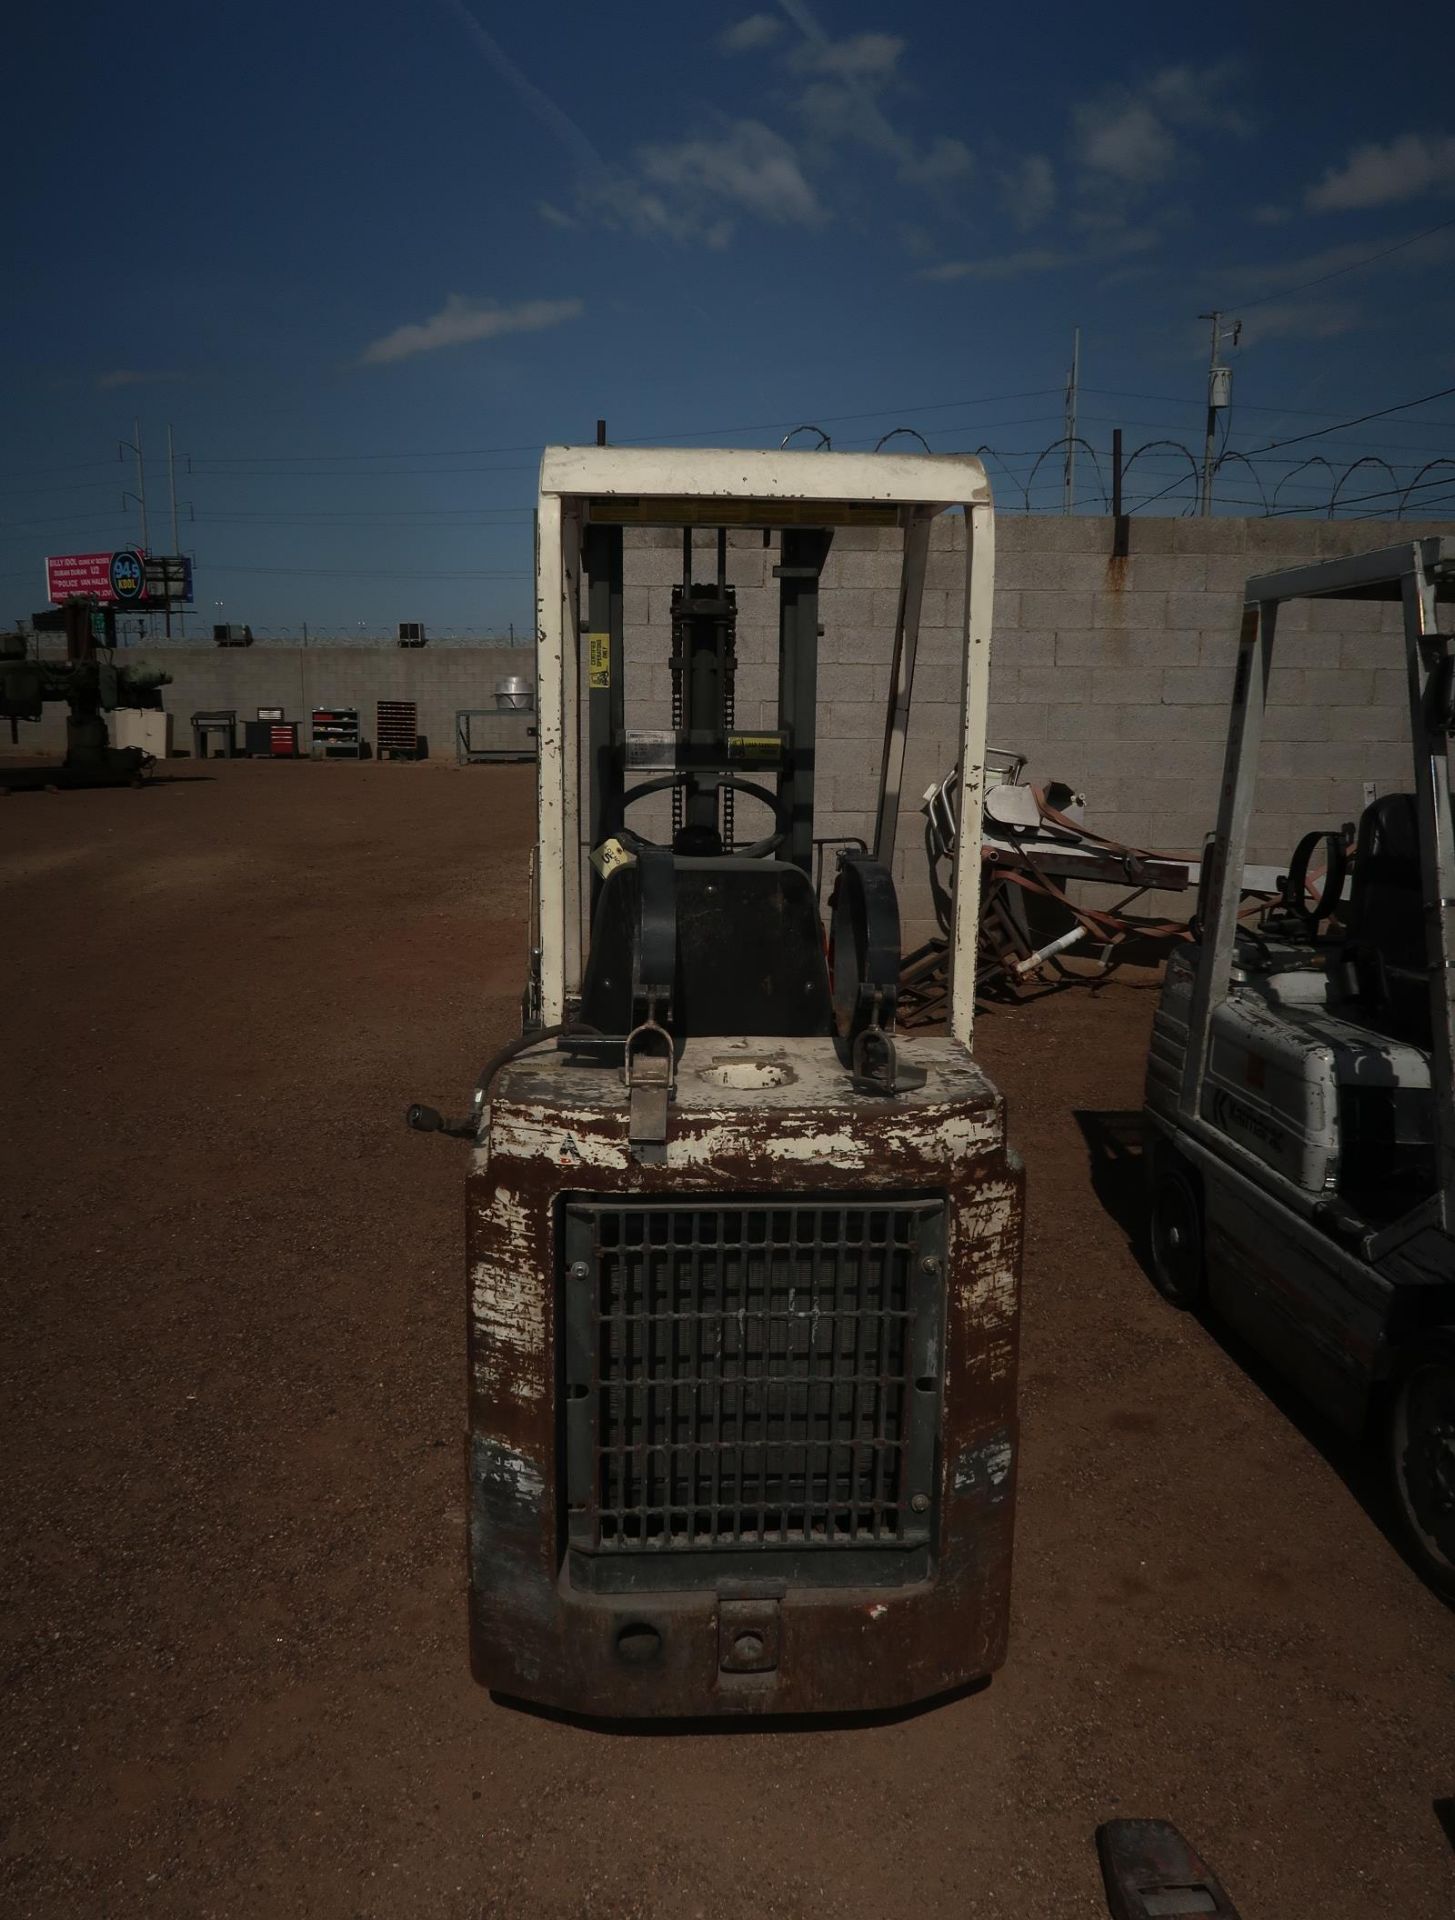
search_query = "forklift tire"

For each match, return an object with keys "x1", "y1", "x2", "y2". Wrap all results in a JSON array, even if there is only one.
[
  {"x1": 1148, "y1": 1149, "x2": 1206, "y2": 1311},
  {"x1": 1389, "y1": 1330, "x2": 1455, "y2": 1602}
]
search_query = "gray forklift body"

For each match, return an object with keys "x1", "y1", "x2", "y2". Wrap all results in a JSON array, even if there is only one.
[{"x1": 1145, "y1": 537, "x2": 1455, "y2": 1434}]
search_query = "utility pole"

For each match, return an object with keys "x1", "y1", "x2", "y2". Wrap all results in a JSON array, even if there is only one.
[
  {"x1": 1063, "y1": 327, "x2": 1080, "y2": 515},
  {"x1": 1198, "y1": 311, "x2": 1240, "y2": 516},
  {"x1": 167, "y1": 423, "x2": 185, "y2": 638},
  {"x1": 119, "y1": 420, "x2": 150, "y2": 637},
  {"x1": 120, "y1": 419, "x2": 149, "y2": 550}
]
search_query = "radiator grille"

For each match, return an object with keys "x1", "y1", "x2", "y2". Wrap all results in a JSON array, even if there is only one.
[{"x1": 562, "y1": 1199, "x2": 944, "y2": 1568}]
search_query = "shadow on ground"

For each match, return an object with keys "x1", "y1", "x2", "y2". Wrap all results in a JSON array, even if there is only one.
[
  {"x1": 1073, "y1": 1106, "x2": 1447, "y2": 1608},
  {"x1": 491, "y1": 1676, "x2": 992, "y2": 1738}
]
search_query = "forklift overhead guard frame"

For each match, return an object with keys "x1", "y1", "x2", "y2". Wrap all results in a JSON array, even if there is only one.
[
  {"x1": 1181, "y1": 535, "x2": 1455, "y2": 1236},
  {"x1": 534, "y1": 444, "x2": 996, "y2": 1046}
]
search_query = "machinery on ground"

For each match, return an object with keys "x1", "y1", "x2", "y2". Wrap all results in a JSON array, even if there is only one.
[
  {"x1": 901, "y1": 752, "x2": 1299, "y2": 1018},
  {"x1": 1144, "y1": 538, "x2": 1455, "y2": 1598},
  {"x1": 412, "y1": 445, "x2": 1024, "y2": 1717},
  {"x1": 1, "y1": 607, "x2": 169, "y2": 791}
]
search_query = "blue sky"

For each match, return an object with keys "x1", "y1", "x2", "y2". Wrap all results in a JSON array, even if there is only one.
[{"x1": 5, "y1": 0, "x2": 1454, "y2": 634}]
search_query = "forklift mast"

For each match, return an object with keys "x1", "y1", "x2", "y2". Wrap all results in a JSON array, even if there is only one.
[{"x1": 463, "y1": 446, "x2": 1022, "y2": 1718}]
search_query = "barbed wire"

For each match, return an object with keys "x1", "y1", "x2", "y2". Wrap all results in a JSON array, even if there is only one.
[{"x1": 788, "y1": 425, "x2": 1455, "y2": 518}]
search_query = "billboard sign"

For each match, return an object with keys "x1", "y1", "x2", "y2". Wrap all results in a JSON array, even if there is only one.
[
  {"x1": 145, "y1": 554, "x2": 193, "y2": 603},
  {"x1": 44, "y1": 550, "x2": 193, "y2": 606},
  {"x1": 109, "y1": 549, "x2": 146, "y2": 602},
  {"x1": 45, "y1": 551, "x2": 118, "y2": 601}
]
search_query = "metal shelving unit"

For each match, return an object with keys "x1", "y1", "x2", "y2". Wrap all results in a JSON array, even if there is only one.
[{"x1": 310, "y1": 706, "x2": 362, "y2": 758}]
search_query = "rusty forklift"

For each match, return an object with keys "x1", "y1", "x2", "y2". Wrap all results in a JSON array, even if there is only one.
[{"x1": 412, "y1": 446, "x2": 1023, "y2": 1717}]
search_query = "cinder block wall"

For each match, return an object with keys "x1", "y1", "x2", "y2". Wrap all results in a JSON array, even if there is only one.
[
  {"x1": 19, "y1": 644, "x2": 535, "y2": 761},
  {"x1": 16, "y1": 513, "x2": 1449, "y2": 950},
  {"x1": 618, "y1": 514, "x2": 1453, "y2": 948}
]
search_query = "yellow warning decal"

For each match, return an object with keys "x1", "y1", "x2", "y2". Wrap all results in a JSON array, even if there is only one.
[
  {"x1": 590, "y1": 836, "x2": 634, "y2": 879},
  {"x1": 587, "y1": 630, "x2": 610, "y2": 689},
  {"x1": 727, "y1": 732, "x2": 782, "y2": 759}
]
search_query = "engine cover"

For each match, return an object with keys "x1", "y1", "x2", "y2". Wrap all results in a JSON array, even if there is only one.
[{"x1": 465, "y1": 1032, "x2": 1023, "y2": 1718}]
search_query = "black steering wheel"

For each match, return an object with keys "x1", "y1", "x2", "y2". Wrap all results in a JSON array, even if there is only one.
[
  {"x1": 617, "y1": 772, "x2": 788, "y2": 857},
  {"x1": 1280, "y1": 829, "x2": 1347, "y2": 934}
]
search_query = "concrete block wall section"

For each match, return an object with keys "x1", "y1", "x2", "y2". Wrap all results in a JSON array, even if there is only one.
[
  {"x1": 14, "y1": 513, "x2": 1450, "y2": 953},
  {"x1": 613, "y1": 514, "x2": 1454, "y2": 948},
  {"x1": 17, "y1": 645, "x2": 536, "y2": 762}
]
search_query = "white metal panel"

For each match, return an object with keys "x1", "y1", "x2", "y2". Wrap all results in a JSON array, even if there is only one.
[
  {"x1": 1180, "y1": 605, "x2": 1275, "y2": 1120},
  {"x1": 948, "y1": 499, "x2": 996, "y2": 1050},
  {"x1": 535, "y1": 492, "x2": 568, "y2": 1024},
  {"x1": 539, "y1": 444, "x2": 990, "y2": 509},
  {"x1": 1244, "y1": 535, "x2": 1452, "y2": 608},
  {"x1": 560, "y1": 501, "x2": 585, "y2": 1000}
]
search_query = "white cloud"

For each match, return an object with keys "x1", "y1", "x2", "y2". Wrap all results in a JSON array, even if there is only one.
[
  {"x1": 1145, "y1": 63, "x2": 1250, "y2": 136},
  {"x1": 1307, "y1": 133, "x2": 1455, "y2": 211},
  {"x1": 359, "y1": 295, "x2": 582, "y2": 366},
  {"x1": 638, "y1": 119, "x2": 823, "y2": 230},
  {"x1": 1072, "y1": 62, "x2": 1247, "y2": 204},
  {"x1": 901, "y1": 135, "x2": 973, "y2": 187},
  {"x1": 1238, "y1": 299, "x2": 1363, "y2": 346},
  {"x1": 1252, "y1": 203, "x2": 1291, "y2": 225},
  {"x1": 717, "y1": 13, "x2": 782, "y2": 53},
  {"x1": 777, "y1": 1, "x2": 970, "y2": 190},
  {"x1": 787, "y1": 30, "x2": 904, "y2": 79},
  {"x1": 999, "y1": 153, "x2": 1055, "y2": 230},
  {"x1": 1073, "y1": 97, "x2": 1177, "y2": 188},
  {"x1": 918, "y1": 248, "x2": 1068, "y2": 284},
  {"x1": 537, "y1": 200, "x2": 576, "y2": 229}
]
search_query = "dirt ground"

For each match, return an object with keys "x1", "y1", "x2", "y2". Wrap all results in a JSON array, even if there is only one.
[{"x1": 2, "y1": 757, "x2": 1451, "y2": 1920}]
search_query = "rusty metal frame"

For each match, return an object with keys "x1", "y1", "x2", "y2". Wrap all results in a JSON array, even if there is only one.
[{"x1": 468, "y1": 1049, "x2": 1022, "y2": 1718}]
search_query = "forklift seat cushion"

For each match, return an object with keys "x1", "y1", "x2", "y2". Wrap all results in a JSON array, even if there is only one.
[{"x1": 579, "y1": 856, "x2": 834, "y2": 1040}]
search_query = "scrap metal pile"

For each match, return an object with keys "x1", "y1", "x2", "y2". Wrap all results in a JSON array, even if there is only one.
[{"x1": 899, "y1": 750, "x2": 1295, "y2": 1024}]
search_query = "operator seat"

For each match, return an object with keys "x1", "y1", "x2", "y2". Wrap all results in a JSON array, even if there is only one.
[
  {"x1": 579, "y1": 856, "x2": 835, "y2": 1039},
  {"x1": 1336, "y1": 793, "x2": 1434, "y2": 1048}
]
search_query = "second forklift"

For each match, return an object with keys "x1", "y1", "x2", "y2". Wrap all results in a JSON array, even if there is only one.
[{"x1": 1145, "y1": 537, "x2": 1455, "y2": 1597}]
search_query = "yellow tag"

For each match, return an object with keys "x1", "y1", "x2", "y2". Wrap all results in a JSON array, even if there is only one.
[
  {"x1": 590, "y1": 836, "x2": 634, "y2": 879},
  {"x1": 587, "y1": 630, "x2": 610, "y2": 689},
  {"x1": 728, "y1": 732, "x2": 781, "y2": 760}
]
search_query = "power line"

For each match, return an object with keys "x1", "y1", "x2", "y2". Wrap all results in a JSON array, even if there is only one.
[
  {"x1": 183, "y1": 389, "x2": 1066, "y2": 464},
  {"x1": 202, "y1": 563, "x2": 529, "y2": 579},
  {"x1": 1218, "y1": 213, "x2": 1455, "y2": 313},
  {"x1": 1083, "y1": 385, "x2": 1455, "y2": 425},
  {"x1": 1239, "y1": 383, "x2": 1455, "y2": 457}
]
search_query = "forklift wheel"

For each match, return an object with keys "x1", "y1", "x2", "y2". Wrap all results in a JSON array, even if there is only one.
[
  {"x1": 1148, "y1": 1152, "x2": 1205, "y2": 1310},
  {"x1": 1390, "y1": 1331, "x2": 1455, "y2": 1601}
]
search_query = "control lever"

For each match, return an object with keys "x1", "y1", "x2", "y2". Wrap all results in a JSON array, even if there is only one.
[{"x1": 403, "y1": 1021, "x2": 598, "y2": 1144}]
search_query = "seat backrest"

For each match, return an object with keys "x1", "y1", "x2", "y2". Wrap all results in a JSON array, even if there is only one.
[
  {"x1": 578, "y1": 856, "x2": 834, "y2": 1039},
  {"x1": 1345, "y1": 793, "x2": 1423, "y2": 960},
  {"x1": 1339, "y1": 793, "x2": 1430, "y2": 1045}
]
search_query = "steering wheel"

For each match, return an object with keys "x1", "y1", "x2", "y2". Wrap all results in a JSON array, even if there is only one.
[
  {"x1": 1280, "y1": 829, "x2": 1347, "y2": 934},
  {"x1": 616, "y1": 772, "x2": 788, "y2": 857}
]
